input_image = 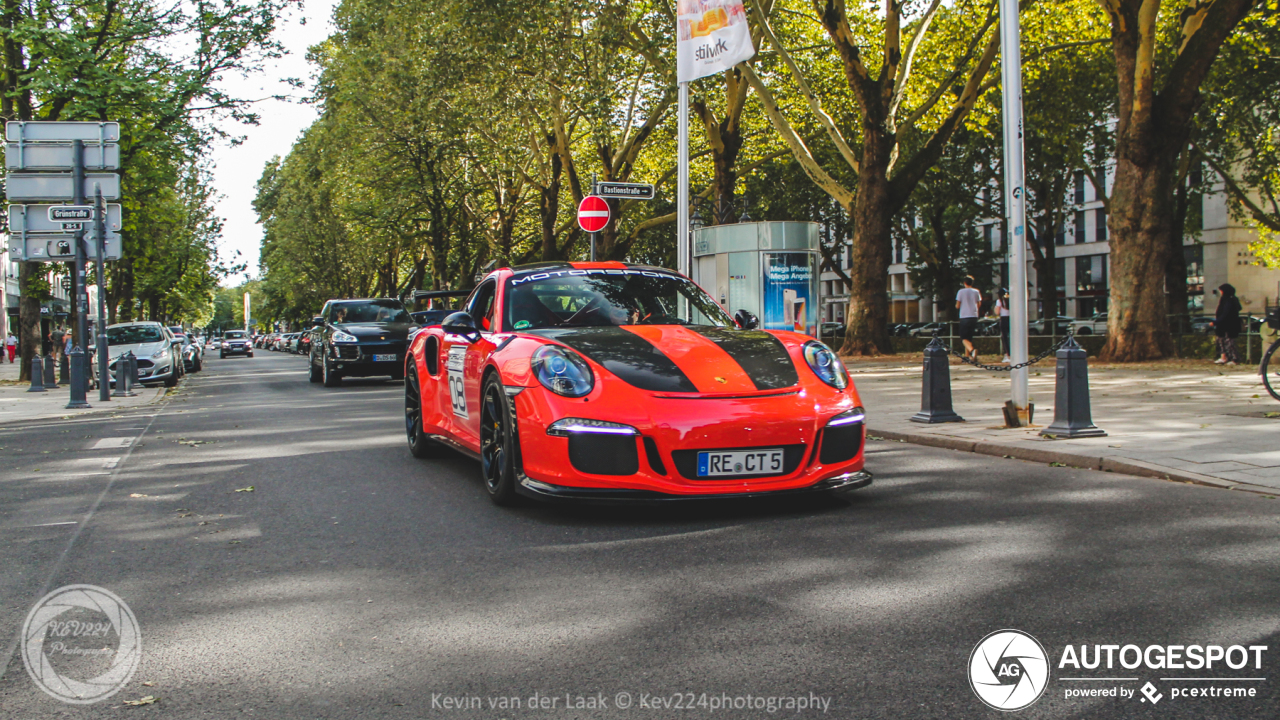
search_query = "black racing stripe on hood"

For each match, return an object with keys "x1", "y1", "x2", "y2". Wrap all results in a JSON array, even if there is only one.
[
  {"x1": 686, "y1": 328, "x2": 799, "y2": 390},
  {"x1": 527, "y1": 327, "x2": 698, "y2": 393}
]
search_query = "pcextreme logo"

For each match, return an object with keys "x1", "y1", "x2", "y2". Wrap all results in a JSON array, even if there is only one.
[{"x1": 969, "y1": 630, "x2": 1050, "y2": 711}]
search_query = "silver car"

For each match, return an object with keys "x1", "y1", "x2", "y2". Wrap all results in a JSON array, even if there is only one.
[{"x1": 106, "y1": 321, "x2": 182, "y2": 387}]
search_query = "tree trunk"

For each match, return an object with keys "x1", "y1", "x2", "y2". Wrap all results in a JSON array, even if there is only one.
[
  {"x1": 117, "y1": 260, "x2": 134, "y2": 322},
  {"x1": 840, "y1": 133, "x2": 894, "y2": 355},
  {"x1": 17, "y1": 262, "x2": 41, "y2": 382},
  {"x1": 1165, "y1": 161, "x2": 1192, "y2": 329},
  {"x1": 1100, "y1": 152, "x2": 1180, "y2": 360}
]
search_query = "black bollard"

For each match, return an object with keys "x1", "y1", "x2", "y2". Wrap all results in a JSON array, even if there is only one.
[
  {"x1": 66, "y1": 347, "x2": 91, "y2": 409},
  {"x1": 27, "y1": 356, "x2": 46, "y2": 392},
  {"x1": 910, "y1": 335, "x2": 964, "y2": 423},
  {"x1": 1041, "y1": 335, "x2": 1106, "y2": 438},
  {"x1": 59, "y1": 354, "x2": 70, "y2": 384},
  {"x1": 43, "y1": 354, "x2": 59, "y2": 388}
]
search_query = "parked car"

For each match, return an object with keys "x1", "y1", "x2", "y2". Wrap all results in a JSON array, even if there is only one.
[
  {"x1": 403, "y1": 262, "x2": 870, "y2": 505},
  {"x1": 908, "y1": 321, "x2": 949, "y2": 338},
  {"x1": 1070, "y1": 312, "x2": 1108, "y2": 335},
  {"x1": 105, "y1": 321, "x2": 182, "y2": 387},
  {"x1": 220, "y1": 330, "x2": 254, "y2": 358},
  {"x1": 308, "y1": 298, "x2": 416, "y2": 386},
  {"x1": 1028, "y1": 315, "x2": 1076, "y2": 335}
]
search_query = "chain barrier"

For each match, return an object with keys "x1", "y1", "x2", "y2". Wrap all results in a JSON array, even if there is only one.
[{"x1": 928, "y1": 331, "x2": 1078, "y2": 372}]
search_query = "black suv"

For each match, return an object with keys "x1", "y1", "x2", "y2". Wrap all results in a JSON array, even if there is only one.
[
  {"x1": 220, "y1": 330, "x2": 254, "y2": 358},
  {"x1": 308, "y1": 298, "x2": 416, "y2": 386}
]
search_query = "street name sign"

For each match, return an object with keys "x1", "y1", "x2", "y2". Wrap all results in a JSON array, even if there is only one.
[
  {"x1": 596, "y1": 182, "x2": 655, "y2": 200},
  {"x1": 5, "y1": 173, "x2": 121, "y2": 201},
  {"x1": 6, "y1": 142, "x2": 120, "y2": 171},
  {"x1": 9, "y1": 205, "x2": 122, "y2": 234},
  {"x1": 577, "y1": 195, "x2": 611, "y2": 232},
  {"x1": 5, "y1": 121, "x2": 120, "y2": 143},
  {"x1": 49, "y1": 205, "x2": 94, "y2": 222}
]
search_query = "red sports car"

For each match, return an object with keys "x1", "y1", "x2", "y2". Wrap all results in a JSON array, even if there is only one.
[{"x1": 403, "y1": 262, "x2": 871, "y2": 504}]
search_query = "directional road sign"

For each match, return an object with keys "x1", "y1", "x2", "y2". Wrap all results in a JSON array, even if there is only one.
[
  {"x1": 9, "y1": 204, "x2": 122, "y2": 234},
  {"x1": 596, "y1": 181, "x2": 655, "y2": 200},
  {"x1": 577, "y1": 195, "x2": 611, "y2": 233},
  {"x1": 6, "y1": 142, "x2": 120, "y2": 171},
  {"x1": 5, "y1": 173, "x2": 120, "y2": 201},
  {"x1": 9, "y1": 233, "x2": 121, "y2": 262},
  {"x1": 6, "y1": 121, "x2": 120, "y2": 143}
]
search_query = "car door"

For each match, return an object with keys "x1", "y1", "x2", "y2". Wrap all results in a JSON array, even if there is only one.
[{"x1": 441, "y1": 280, "x2": 498, "y2": 448}]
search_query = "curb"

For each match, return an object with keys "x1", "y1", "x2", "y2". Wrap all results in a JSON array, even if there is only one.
[
  {"x1": 867, "y1": 427, "x2": 1276, "y2": 496},
  {"x1": 0, "y1": 384, "x2": 167, "y2": 427}
]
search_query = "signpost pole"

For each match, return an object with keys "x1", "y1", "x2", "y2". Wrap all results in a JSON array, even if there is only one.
[
  {"x1": 590, "y1": 177, "x2": 598, "y2": 262},
  {"x1": 94, "y1": 184, "x2": 109, "y2": 402},
  {"x1": 677, "y1": 81, "x2": 690, "y2": 279},
  {"x1": 72, "y1": 140, "x2": 94, "y2": 401},
  {"x1": 999, "y1": 0, "x2": 1031, "y2": 425}
]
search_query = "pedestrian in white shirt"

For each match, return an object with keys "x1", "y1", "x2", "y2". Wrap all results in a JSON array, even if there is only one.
[{"x1": 955, "y1": 276, "x2": 982, "y2": 361}]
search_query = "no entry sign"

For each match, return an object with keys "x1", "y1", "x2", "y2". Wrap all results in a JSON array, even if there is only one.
[{"x1": 577, "y1": 195, "x2": 610, "y2": 233}]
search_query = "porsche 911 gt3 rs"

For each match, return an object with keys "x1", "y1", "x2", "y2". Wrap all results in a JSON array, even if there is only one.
[{"x1": 404, "y1": 262, "x2": 871, "y2": 504}]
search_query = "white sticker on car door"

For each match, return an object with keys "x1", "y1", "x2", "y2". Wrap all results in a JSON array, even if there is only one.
[{"x1": 446, "y1": 345, "x2": 468, "y2": 418}]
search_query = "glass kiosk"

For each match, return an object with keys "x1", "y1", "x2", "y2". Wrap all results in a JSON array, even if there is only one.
[{"x1": 690, "y1": 221, "x2": 821, "y2": 337}]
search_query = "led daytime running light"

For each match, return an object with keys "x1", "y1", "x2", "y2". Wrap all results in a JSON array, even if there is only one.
[
  {"x1": 547, "y1": 418, "x2": 638, "y2": 436},
  {"x1": 827, "y1": 407, "x2": 865, "y2": 426}
]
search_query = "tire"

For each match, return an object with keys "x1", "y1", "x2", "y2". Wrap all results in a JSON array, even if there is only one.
[
  {"x1": 1076, "y1": 327, "x2": 1092, "y2": 335},
  {"x1": 163, "y1": 370, "x2": 178, "y2": 387},
  {"x1": 248, "y1": 352, "x2": 254, "y2": 357},
  {"x1": 479, "y1": 373, "x2": 522, "y2": 506},
  {"x1": 322, "y1": 354, "x2": 342, "y2": 387},
  {"x1": 193, "y1": 356, "x2": 202, "y2": 372},
  {"x1": 1262, "y1": 340, "x2": 1280, "y2": 402},
  {"x1": 405, "y1": 359, "x2": 442, "y2": 458},
  {"x1": 309, "y1": 355, "x2": 322, "y2": 383},
  {"x1": 220, "y1": 352, "x2": 226, "y2": 359}
]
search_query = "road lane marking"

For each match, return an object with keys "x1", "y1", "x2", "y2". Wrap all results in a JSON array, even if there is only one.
[{"x1": 92, "y1": 437, "x2": 134, "y2": 449}]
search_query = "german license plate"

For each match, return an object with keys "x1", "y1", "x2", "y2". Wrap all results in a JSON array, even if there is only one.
[
  {"x1": 697, "y1": 448, "x2": 785, "y2": 477},
  {"x1": 373, "y1": 354, "x2": 396, "y2": 362}
]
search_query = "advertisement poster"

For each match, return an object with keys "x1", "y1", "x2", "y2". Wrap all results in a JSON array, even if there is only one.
[
  {"x1": 676, "y1": 0, "x2": 755, "y2": 83},
  {"x1": 763, "y1": 253, "x2": 815, "y2": 336}
]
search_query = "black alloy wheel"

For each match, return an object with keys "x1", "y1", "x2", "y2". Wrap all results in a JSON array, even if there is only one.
[
  {"x1": 308, "y1": 352, "x2": 321, "y2": 383},
  {"x1": 405, "y1": 359, "x2": 441, "y2": 458},
  {"x1": 479, "y1": 374, "x2": 520, "y2": 505}
]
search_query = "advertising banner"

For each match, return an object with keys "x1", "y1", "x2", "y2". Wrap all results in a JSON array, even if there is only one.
[
  {"x1": 763, "y1": 253, "x2": 815, "y2": 336},
  {"x1": 676, "y1": 0, "x2": 755, "y2": 83}
]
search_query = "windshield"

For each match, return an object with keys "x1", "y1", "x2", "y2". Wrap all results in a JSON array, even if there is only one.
[
  {"x1": 225, "y1": 331, "x2": 247, "y2": 339},
  {"x1": 329, "y1": 300, "x2": 411, "y2": 324},
  {"x1": 504, "y1": 270, "x2": 732, "y2": 330},
  {"x1": 107, "y1": 326, "x2": 163, "y2": 345}
]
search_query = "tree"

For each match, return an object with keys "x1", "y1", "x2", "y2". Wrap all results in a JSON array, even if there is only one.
[
  {"x1": 741, "y1": 0, "x2": 1001, "y2": 354},
  {"x1": 1096, "y1": 0, "x2": 1259, "y2": 361}
]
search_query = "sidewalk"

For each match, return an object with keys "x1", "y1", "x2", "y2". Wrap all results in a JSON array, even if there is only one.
[
  {"x1": 0, "y1": 357, "x2": 165, "y2": 425},
  {"x1": 849, "y1": 355, "x2": 1280, "y2": 493}
]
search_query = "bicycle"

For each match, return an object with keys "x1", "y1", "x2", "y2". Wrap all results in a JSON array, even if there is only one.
[{"x1": 1260, "y1": 305, "x2": 1280, "y2": 401}]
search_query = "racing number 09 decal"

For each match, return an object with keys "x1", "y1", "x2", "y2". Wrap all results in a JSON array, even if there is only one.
[{"x1": 446, "y1": 345, "x2": 468, "y2": 418}]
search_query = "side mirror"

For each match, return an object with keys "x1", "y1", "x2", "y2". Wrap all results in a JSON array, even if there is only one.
[
  {"x1": 309, "y1": 316, "x2": 324, "y2": 328},
  {"x1": 442, "y1": 312, "x2": 480, "y2": 342},
  {"x1": 735, "y1": 309, "x2": 759, "y2": 330},
  {"x1": 171, "y1": 338, "x2": 182, "y2": 346}
]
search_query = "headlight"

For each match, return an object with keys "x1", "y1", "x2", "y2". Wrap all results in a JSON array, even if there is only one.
[
  {"x1": 332, "y1": 331, "x2": 358, "y2": 343},
  {"x1": 151, "y1": 347, "x2": 168, "y2": 359},
  {"x1": 827, "y1": 407, "x2": 865, "y2": 426},
  {"x1": 531, "y1": 345, "x2": 594, "y2": 397},
  {"x1": 803, "y1": 341, "x2": 848, "y2": 389}
]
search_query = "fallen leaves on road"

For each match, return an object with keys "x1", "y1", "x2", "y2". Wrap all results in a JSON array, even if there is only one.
[
  {"x1": 176, "y1": 439, "x2": 209, "y2": 446},
  {"x1": 1049, "y1": 462, "x2": 1066, "y2": 467},
  {"x1": 142, "y1": 681, "x2": 155, "y2": 687},
  {"x1": 129, "y1": 493, "x2": 148, "y2": 498},
  {"x1": 123, "y1": 695, "x2": 158, "y2": 706},
  {"x1": 234, "y1": 486, "x2": 254, "y2": 492}
]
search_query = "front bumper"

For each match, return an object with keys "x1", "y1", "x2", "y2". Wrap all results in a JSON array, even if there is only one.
[
  {"x1": 331, "y1": 341, "x2": 406, "y2": 376},
  {"x1": 223, "y1": 343, "x2": 251, "y2": 354},
  {"x1": 509, "y1": 383, "x2": 869, "y2": 500}
]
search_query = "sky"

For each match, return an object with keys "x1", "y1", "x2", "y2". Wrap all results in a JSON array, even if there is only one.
[{"x1": 207, "y1": 0, "x2": 338, "y2": 285}]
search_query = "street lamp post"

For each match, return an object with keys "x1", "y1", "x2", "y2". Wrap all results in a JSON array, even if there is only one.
[{"x1": 999, "y1": 0, "x2": 1031, "y2": 425}]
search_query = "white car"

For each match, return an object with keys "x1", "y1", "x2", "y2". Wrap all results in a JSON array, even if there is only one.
[
  {"x1": 1070, "y1": 312, "x2": 1108, "y2": 335},
  {"x1": 106, "y1": 321, "x2": 182, "y2": 387}
]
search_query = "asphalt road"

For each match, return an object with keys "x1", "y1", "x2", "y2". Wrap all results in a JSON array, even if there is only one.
[{"x1": 0, "y1": 350, "x2": 1277, "y2": 719}]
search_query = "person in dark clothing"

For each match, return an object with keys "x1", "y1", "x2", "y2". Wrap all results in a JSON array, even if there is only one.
[{"x1": 1213, "y1": 283, "x2": 1242, "y2": 365}]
